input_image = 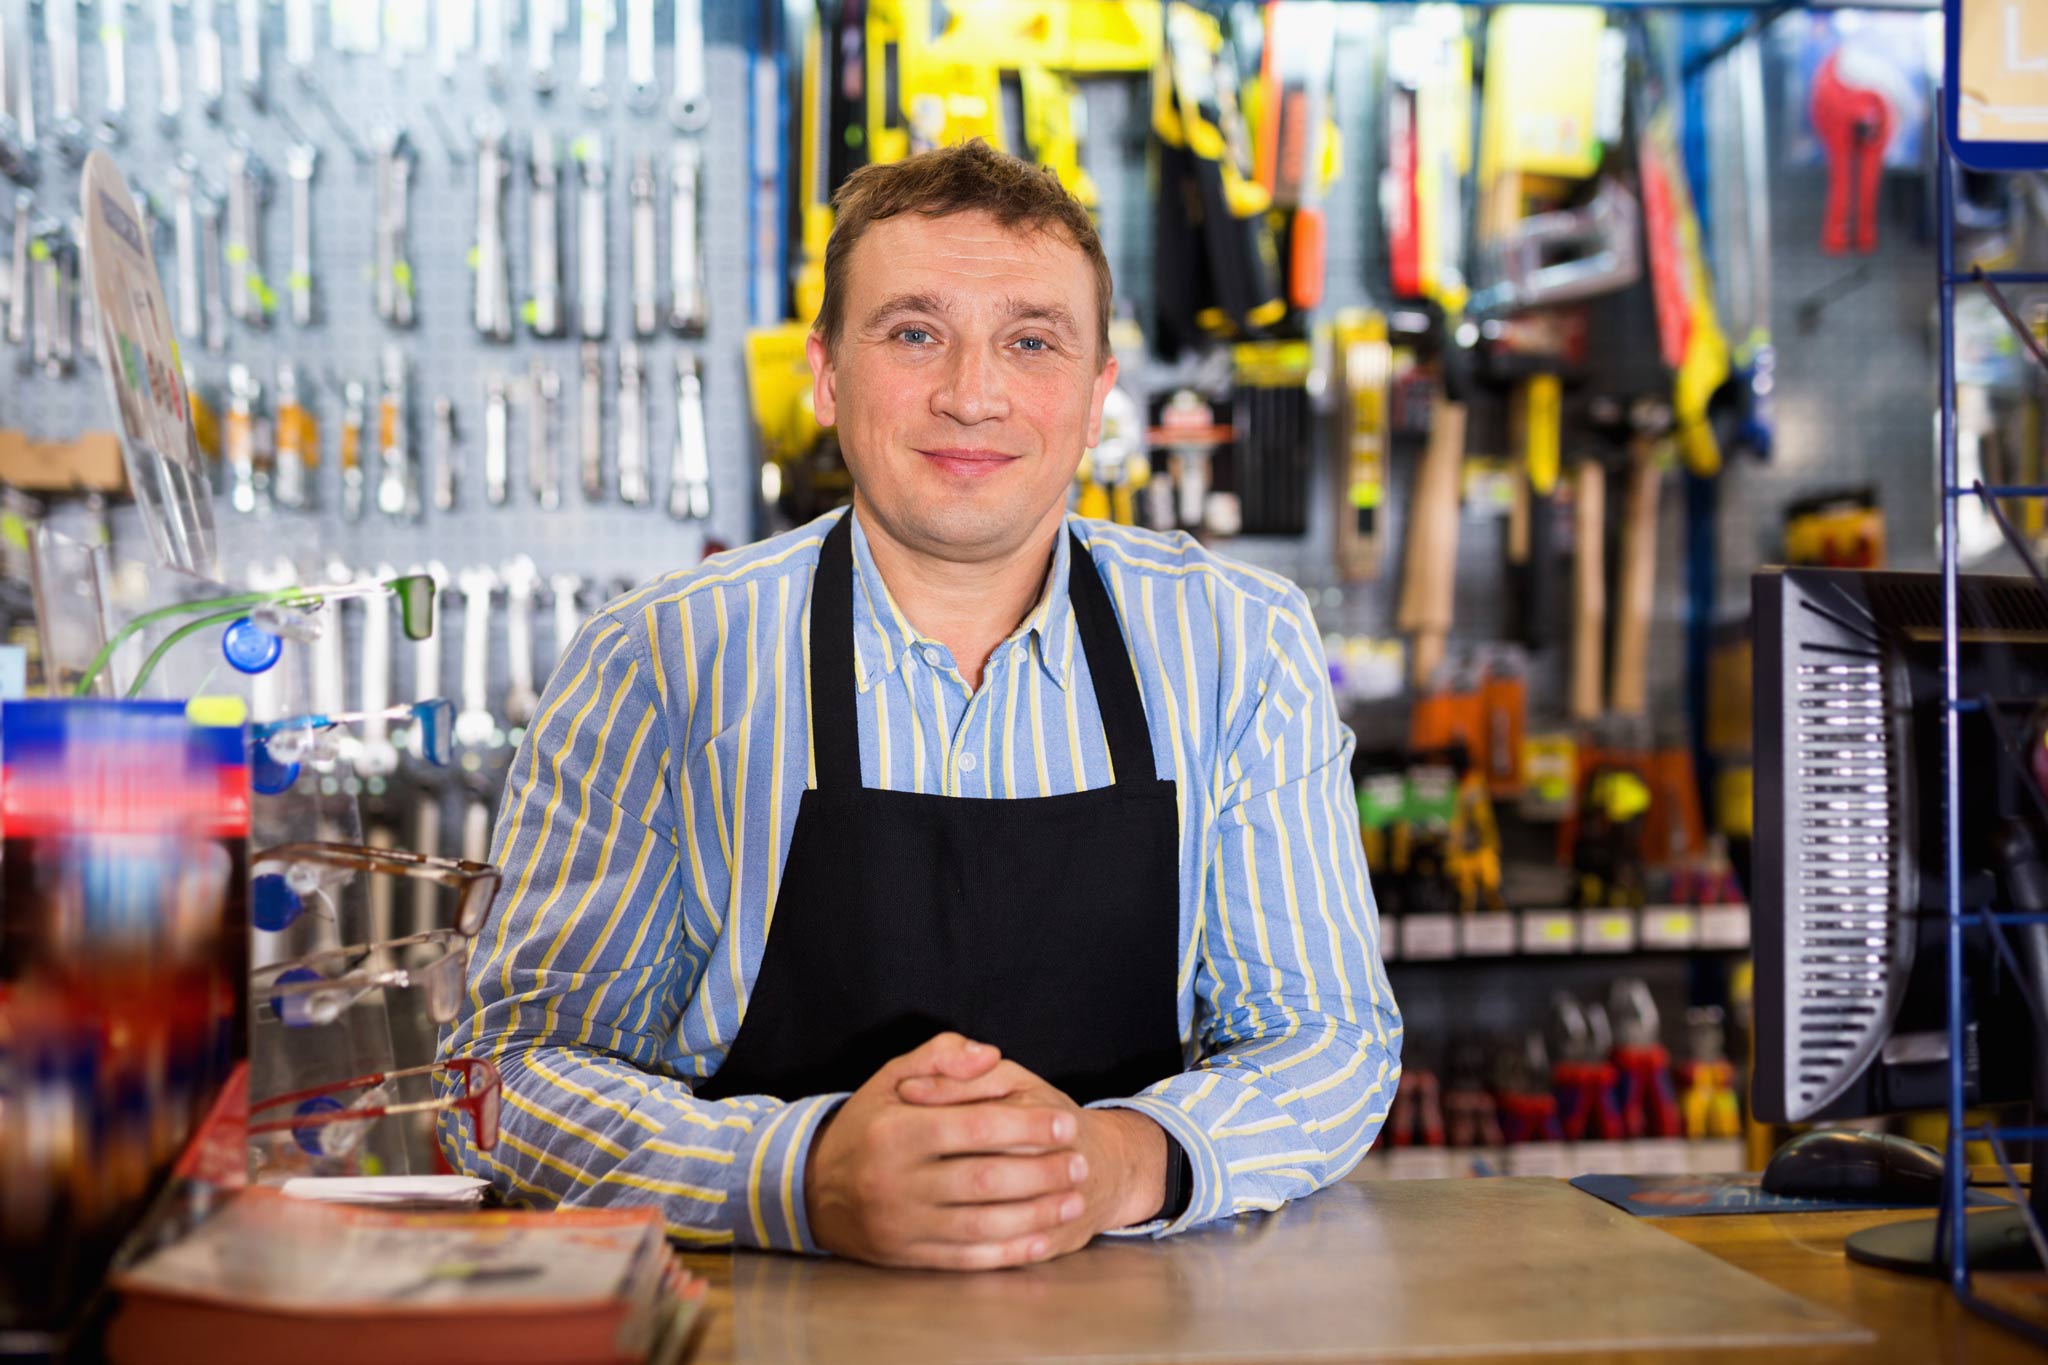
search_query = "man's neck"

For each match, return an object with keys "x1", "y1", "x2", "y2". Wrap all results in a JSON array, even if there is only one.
[{"x1": 854, "y1": 498, "x2": 1061, "y2": 691}]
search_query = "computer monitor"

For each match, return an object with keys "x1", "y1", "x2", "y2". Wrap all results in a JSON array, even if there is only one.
[{"x1": 1753, "y1": 566, "x2": 2048, "y2": 1273}]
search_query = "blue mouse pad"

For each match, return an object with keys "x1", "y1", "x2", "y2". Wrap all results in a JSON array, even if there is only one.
[{"x1": 1571, "y1": 1171, "x2": 2010, "y2": 1218}]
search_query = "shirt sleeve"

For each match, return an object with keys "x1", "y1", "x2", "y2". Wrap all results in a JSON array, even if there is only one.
[
  {"x1": 436, "y1": 604, "x2": 845, "y2": 1252},
  {"x1": 1090, "y1": 586, "x2": 1402, "y2": 1234}
]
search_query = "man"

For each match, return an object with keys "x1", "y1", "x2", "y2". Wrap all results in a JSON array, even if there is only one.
[{"x1": 440, "y1": 140, "x2": 1400, "y2": 1271}]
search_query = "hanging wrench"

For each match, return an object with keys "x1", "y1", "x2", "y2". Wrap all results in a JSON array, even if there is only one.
[
  {"x1": 340, "y1": 378, "x2": 366, "y2": 521},
  {"x1": 473, "y1": 118, "x2": 512, "y2": 341},
  {"x1": 550, "y1": 573, "x2": 583, "y2": 661},
  {"x1": 579, "y1": 340, "x2": 602, "y2": 500},
  {"x1": 169, "y1": 165, "x2": 202, "y2": 342},
  {"x1": 670, "y1": 352, "x2": 709, "y2": 521},
  {"x1": 46, "y1": 0, "x2": 84, "y2": 161},
  {"x1": 96, "y1": 0, "x2": 128, "y2": 145},
  {"x1": 194, "y1": 0, "x2": 223, "y2": 121},
  {"x1": 286, "y1": 141, "x2": 316, "y2": 326},
  {"x1": 455, "y1": 566, "x2": 499, "y2": 750},
  {"x1": 198, "y1": 181, "x2": 227, "y2": 353},
  {"x1": 0, "y1": 3, "x2": 28, "y2": 181},
  {"x1": 433, "y1": 394, "x2": 460, "y2": 510},
  {"x1": 225, "y1": 362, "x2": 261, "y2": 514},
  {"x1": 225, "y1": 143, "x2": 270, "y2": 329},
  {"x1": 274, "y1": 361, "x2": 313, "y2": 510},
  {"x1": 478, "y1": 0, "x2": 506, "y2": 89},
  {"x1": 669, "y1": 0, "x2": 705, "y2": 132},
  {"x1": 577, "y1": 0, "x2": 609, "y2": 109},
  {"x1": 502, "y1": 554, "x2": 540, "y2": 726},
  {"x1": 668, "y1": 138, "x2": 704, "y2": 335},
  {"x1": 528, "y1": 0, "x2": 558, "y2": 98},
  {"x1": 375, "y1": 128, "x2": 416, "y2": 329},
  {"x1": 284, "y1": 0, "x2": 313, "y2": 82},
  {"x1": 43, "y1": 227, "x2": 76, "y2": 377},
  {"x1": 617, "y1": 341, "x2": 648, "y2": 505},
  {"x1": 4, "y1": 194, "x2": 26, "y2": 348},
  {"x1": 358, "y1": 560, "x2": 400, "y2": 777},
  {"x1": 435, "y1": 0, "x2": 474, "y2": 83},
  {"x1": 235, "y1": 0, "x2": 264, "y2": 110},
  {"x1": 27, "y1": 221, "x2": 54, "y2": 374},
  {"x1": 409, "y1": 560, "x2": 449, "y2": 752},
  {"x1": 484, "y1": 374, "x2": 510, "y2": 506},
  {"x1": 4, "y1": 0, "x2": 33, "y2": 161},
  {"x1": 625, "y1": 0, "x2": 655, "y2": 112},
  {"x1": 527, "y1": 127, "x2": 562, "y2": 337},
  {"x1": 151, "y1": 0, "x2": 181, "y2": 131},
  {"x1": 528, "y1": 358, "x2": 560, "y2": 509},
  {"x1": 576, "y1": 133, "x2": 607, "y2": 339},
  {"x1": 630, "y1": 151, "x2": 657, "y2": 337},
  {"x1": 377, "y1": 344, "x2": 416, "y2": 520}
]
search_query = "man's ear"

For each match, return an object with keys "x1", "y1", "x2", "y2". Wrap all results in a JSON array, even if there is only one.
[
  {"x1": 1083, "y1": 353, "x2": 1119, "y2": 449},
  {"x1": 806, "y1": 329, "x2": 837, "y2": 428}
]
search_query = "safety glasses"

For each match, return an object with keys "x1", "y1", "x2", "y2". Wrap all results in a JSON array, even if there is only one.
[
  {"x1": 249, "y1": 699, "x2": 455, "y2": 794},
  {"x1": 252, "y1": 927, "x2": 470, "y2": 1028},
  {"x1": 250, "y1": 841, "x2": 500, "y2": 936},
  {"x1": 74, "y1": 573, "x2": 436, "y2": 700},
  {"x1": 249, "y1": 1057, "x2": 501, "y2": 1159}
]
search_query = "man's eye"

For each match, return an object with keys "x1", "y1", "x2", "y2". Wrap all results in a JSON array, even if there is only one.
[
  {"x1": 1014, "y1": 335, "x2": 1049, "y2": 353},
  {"x1": 896, "y1": 328, "x2": 933, "y2": 345}
]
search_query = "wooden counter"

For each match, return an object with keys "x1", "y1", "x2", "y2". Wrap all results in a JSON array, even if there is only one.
[{"x1": 669, "y1": 1176, "x2": 2042, "y2": 1363}]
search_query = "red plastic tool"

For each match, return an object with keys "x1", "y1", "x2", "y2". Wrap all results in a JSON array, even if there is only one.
[{"x1": 1810, "y1": 50, "x2": 1894, "y2": 256}]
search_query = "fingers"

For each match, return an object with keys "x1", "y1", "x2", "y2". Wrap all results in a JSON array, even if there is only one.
[
  {"x1": 902, "y1": 1233, "x2": 1062, "y2": 1272},
  {"x1": 914, "y1": 1151, "x2": 1088, "y2": 1206},
  {"x1": 880, "y1": 1032, "x2": 1003, "y2": 1087},
  {"x1": 922, "y1": 1190, "x2": 1086, "y2": 1247},
  {"x1": 906, "y1": 1102, "x2": 1077, "y2": 1158},
  {"x1": 897, "y1": 1061, "x2": 1038, "y2": 1106}
]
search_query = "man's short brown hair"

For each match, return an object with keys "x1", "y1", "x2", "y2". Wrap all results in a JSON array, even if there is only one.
[{"x1": 815, "y1": 140, "x2": 1113, "y2": 365}]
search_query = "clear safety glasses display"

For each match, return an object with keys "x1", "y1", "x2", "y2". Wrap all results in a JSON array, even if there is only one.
[
  {"x1": 252, "y1": 927, "x2": 470, "y2": 1028},
  {"x1": 249, "y1": 699, "x2": 455, "y2": 794},
  {"x1": 249, "y1": 1058, "x2": 501, "y2": 1159},
  {"x1": 73, "y1": 573, "x2": 436, "y2": 699},
  {"x1": 250, "y1": 841, "x2": 500, "y2": 936}
]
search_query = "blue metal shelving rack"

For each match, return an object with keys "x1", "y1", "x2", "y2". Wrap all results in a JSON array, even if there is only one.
[{"x1": 1935, "y1": 118, "x2": 2048, "y2": 1347}]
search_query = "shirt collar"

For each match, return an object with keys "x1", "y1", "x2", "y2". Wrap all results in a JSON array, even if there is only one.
[{"x1": 845, "y1": 508, "x2": 1078, "y2": 694}]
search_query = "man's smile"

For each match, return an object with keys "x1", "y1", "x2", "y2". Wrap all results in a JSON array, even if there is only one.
[{"x1": 919, "y1": 447, "x2": 1022, "y2": 477}]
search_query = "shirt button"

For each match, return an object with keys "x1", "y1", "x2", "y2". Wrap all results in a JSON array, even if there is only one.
[
  {"x1": 923, "y1": 646, "x2": 944, "y2": 667},
  {"x1": 957, "y1": 752, "x2": 978, "y2": 773}
]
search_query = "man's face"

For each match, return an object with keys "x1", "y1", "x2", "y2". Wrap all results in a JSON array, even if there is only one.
[{"x1": 808, "y1": 209, "x2": 1118, "y2": 563}]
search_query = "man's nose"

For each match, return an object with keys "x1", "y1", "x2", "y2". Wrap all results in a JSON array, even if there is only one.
[{"x1": 933, "y1": 342, "x2": 1009, "y2": 424}]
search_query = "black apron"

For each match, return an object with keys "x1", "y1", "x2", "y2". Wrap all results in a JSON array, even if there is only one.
[{"x1": 698, "y1": 513, "x2": 1184, "y2": 1105}]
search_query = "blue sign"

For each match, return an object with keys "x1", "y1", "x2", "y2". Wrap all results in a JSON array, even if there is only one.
[{"x1": 1946, "y1": 0, "x2": 2048, "y2": 171}]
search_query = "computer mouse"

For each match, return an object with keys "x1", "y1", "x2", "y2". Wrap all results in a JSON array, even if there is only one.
[{"x1": 1760, "y1": 1129, "x2": 1945, "y2": 1205}]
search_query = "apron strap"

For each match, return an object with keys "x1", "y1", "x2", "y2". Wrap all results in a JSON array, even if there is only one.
[
  {"x1": 1065, "y1": 531, "x2": 1159, "y2": 786},
  {"x1": 807, "y1": 516, "x2": 1158, "y2": 791}
]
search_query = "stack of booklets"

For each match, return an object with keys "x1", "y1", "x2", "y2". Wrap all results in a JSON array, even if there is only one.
[{"x1": 105, "y1": 1191, "x2": 704, "y2": 1364}]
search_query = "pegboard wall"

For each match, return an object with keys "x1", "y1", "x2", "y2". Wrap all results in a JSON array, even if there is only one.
[{"x1": 4, "y1": 0, "x2": 758, "y2": 589}]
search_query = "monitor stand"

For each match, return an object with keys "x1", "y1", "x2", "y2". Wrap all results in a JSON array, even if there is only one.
[{"x1": 1846, "y1": 1209, "x2": 2043, "y2": 1275}]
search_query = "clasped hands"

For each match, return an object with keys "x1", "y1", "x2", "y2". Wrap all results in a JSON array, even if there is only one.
[{"x1": 803, "y1": 1033, "x2": 1170, "y2": 1270}]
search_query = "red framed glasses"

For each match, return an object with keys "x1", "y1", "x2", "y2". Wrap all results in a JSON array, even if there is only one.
[{"x1": 249, "y1": 1057, "x2": 501, "y2": 1157}]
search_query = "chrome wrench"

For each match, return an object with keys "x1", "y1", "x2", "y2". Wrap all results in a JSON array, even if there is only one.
[
  {"x1": 483, "y1": 374, "x2": 510, "y2": 506},
  {"x1": 225, "y1": 143, "x2": 269, "y2": 329},
  {"x1": 152, "y1": 0, "x2": 180, "y2": 131},
  {"x1": 549, "y1": 573, "x2": 583, "y2": 661},
  {"x1": 473, "y1": 118, "x2": 512, "y2": 341},
  {"x1": 433, "y1": 394, "x2": 460, "y2": 510},
  {"x1": 528, "y1": 358, "x2": 560, "y2": 509},
  {"x1": 194, "y1": 0, "x2": 222, "y2": 121},
  {"x1": 669, "y1": 0, "x2": 705, "y2": 132},
  {"x1": 375, "y1": 128, "x2": 416, "y2": 329},
  {"x1": 617, "y1": 341, "x2": 648, "y2": 505},
  {"x1": 283, "y1": 0, "x2": 313, "y2": 82},
  {"x1": 376, "y1": 344, "x2": 416, "y2": 520},
  {"x1": 478, "y1": 0, "x2": 506, "y2": 89},
  {"x1": 669, "y1": 352, "x2": 709, "y2": 520},
  {"x1": 435, "y1": 0, "x2": 474, "y2": 83},
  {"x1": 502, "y1": 554, "x2": 540, "y2": 726},
  {"x1": 225, "y1": 362, "x2": 260, "y2": 513},
  {"x1": 286, "y1": 140, "x2": 316, "y2": 326},
  {"x1": 5, "y1": 0, "x2": 33, "y2": 159},
  {"x1": 409, "y1": 559, "x2": 449, "y2": 751},
  {"x1": 577, "y1": 0, "x2": 608, "y2": 109},
  {"x1": 629, "y1": 151, "x2": 657, "y2": 337},
  {"x1": 97, "y1": 0, "x2": 128, "y2": 145},
  {"x1": 0, "y1": 1, "x2": 29, "y2": 180},
  {"x1": 340, "y1": 378, "x2": 366, "y2": 521},
  {"x1": 170, "y1": 164, "x2": 201, "y2": 342},
  {"x1": 197, "y1": 182, "x2": 227, "y2": 353},
  {"x1": 528, "y1": 0, "x2": 557, "y2": 98},
  {"x1": 46, "y1": 0, "x2": 84, "y2": 161},
  {"x1": 575, "y1": 132, "x2": 606, "y2": 339},
  {"x1": 357, "y1": 560, "x2": 400, "y2": 777},
  {"x1": 455, "y1": 566, "x2": 499, "y2": 750},
  {"x1": 5, "y1": 194, "x2": 25, "y2": 347},
  {"x1": 235, "y1": 0, "x2": 263, "y2": 110},
  {"x1": 579, "y1": 341, "x2": 602, "y2": 500},
  {"x1": 625, "y1": 0, "x2": 654, "y2": 112},
  {"x1": 526, "y1": 127, "x2": 562, "y2": 336},
  {"x1": 668, "y1": 138, "x2": 704, "y2": 334}
]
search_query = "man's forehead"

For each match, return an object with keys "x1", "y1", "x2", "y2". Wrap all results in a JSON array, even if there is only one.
[{"x1": 851, "y1": 212, "x2": 1091, "y2": 290}]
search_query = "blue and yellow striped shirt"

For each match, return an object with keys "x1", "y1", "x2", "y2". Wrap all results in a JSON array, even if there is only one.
[{"x1": 439, "y1": 507, "x2": 1402, "y2": 1250}]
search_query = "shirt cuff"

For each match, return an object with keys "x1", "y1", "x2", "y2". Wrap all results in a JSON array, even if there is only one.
[
  {"x1": 733, "y1": 1092, "x2": 848, "y2": 1253},
  {"x1": 1086, "y1": 1095, "x2": 1228, "y2": 1237}
]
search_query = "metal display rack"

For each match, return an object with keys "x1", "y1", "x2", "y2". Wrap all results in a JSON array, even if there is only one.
[{"x1": 1935, "y1": 116, "x2": 2048, "y2": 1346}]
